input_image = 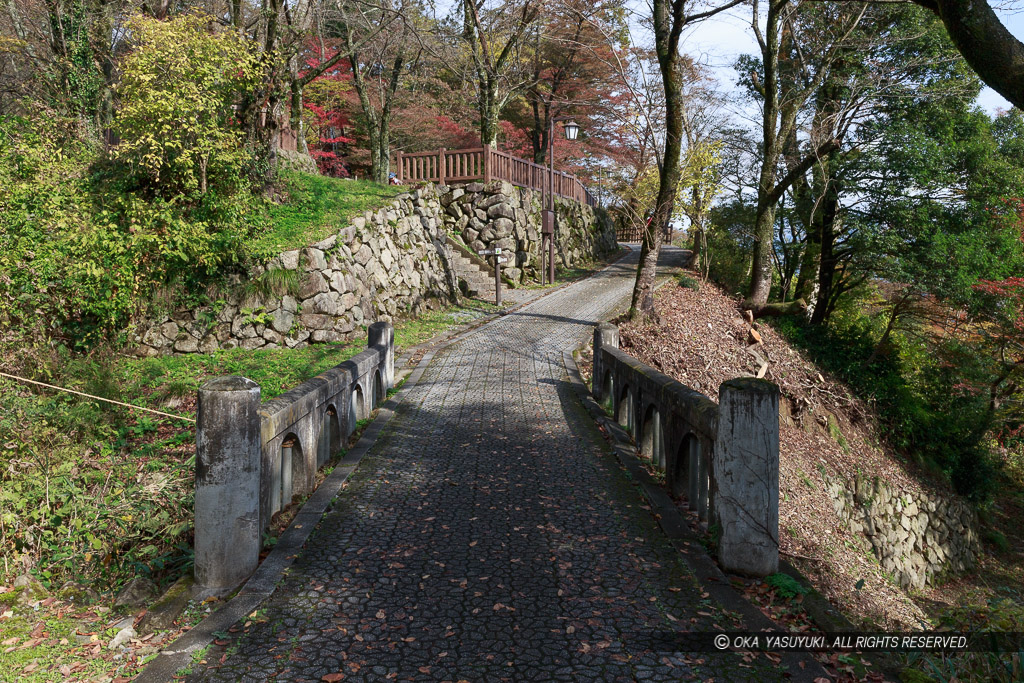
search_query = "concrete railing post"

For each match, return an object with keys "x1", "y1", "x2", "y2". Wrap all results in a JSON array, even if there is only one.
[
  {"x1": 195, "y1": 376, "x2": 261, "y2": 598},
  {"x1": 713, "y1": 378, "x2": 780, "y2": 577},
  {"x1": 368, "y1": 321, "x2": 395, "y2": 391},
  {"x1": 592, "y1": 323, "x2": 619, "y2": 402}
]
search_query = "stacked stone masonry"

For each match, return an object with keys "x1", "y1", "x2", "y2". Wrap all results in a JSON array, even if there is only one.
[
  {"x1": 136, "y1": 181, "x2": 616, "y2": 356},
  {"x1": 825, "y1": 474, "x2": 979, "y2": 590}
]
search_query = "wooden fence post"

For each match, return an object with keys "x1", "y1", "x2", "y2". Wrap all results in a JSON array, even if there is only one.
[
  {"x1": 395, "y1": 151, "x2": 404, "y2": 182},
  {"x1": 483, "y1": 146, "x2": 491, "y2": 184},
  {"x1": 438, "y1": 148, "x2": 446, "y2": 186}
]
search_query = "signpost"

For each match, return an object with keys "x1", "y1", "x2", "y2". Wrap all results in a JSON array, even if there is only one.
[{"x1": 477, "y1": 247, "x2": 505, "y2": 306}]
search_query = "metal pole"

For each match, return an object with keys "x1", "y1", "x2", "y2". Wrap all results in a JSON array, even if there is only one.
[
  {"x1": 540, "y1": 124, "x2": 548, "y2": 286},
  {"x1": 494, "y1": 250, "x2": 502, "y2": 306},
  {"x1": 549, "y1": 118, "x2": 554, "y2": 212},
  {"x1": 540, "y1": 234, "x2": 546, "y2": 285},
  {"x1": 548, "y1": 118, "x2": 556, "y2": 284}
]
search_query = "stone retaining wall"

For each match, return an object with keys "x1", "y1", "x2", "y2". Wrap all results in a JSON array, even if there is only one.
[
  {"x1": 135, "y1": 181, "x2": 616, "y2": 356},
  {"x1": 440, "y1": 181, "x2": 617, "y2": 283},
  {"x1": 825, "y1": 474, "x2": 979, "y2": 590}
]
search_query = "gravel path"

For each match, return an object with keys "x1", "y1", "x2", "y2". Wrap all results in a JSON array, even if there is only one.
[{"x1": 185, "y1": 247, "x2": 778, "y2": 682}]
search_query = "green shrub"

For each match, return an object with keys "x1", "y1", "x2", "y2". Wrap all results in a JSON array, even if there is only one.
[
  {"x1": 771, "y1": 303, "x2": 999, "y2": 502},
  {"x1": 676, "y1": 272, "x2": 700, "y2": 290},
  {"x1": 702, "y1": 200, "x2": 755, "y2": 296},
  {"x1": 0, "y1": 108, "x2": 264, "y2": 351},
  {"x1": 983, "y1": 528, "x2": 1010, "y2": 553},
  {"x1": 765, "y1": 572, "x2": 809, "y2": 599},
  {"x1": 114, "y1": 12, "x2": 260, "y2": 197}
]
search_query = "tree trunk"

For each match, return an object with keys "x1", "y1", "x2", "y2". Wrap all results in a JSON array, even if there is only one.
[
  {"x1": 790, "y1": 133, "x2": 820, "y2": 304},
  {"x1": 375, "y1": 117, "x2": 391, "y2": 183},
  {"x1": 630, "y1": 0, "x2": 686, "y2": 322},
  {"x1": 810, "y1": 183, "x2": 840, "y2": 324},
  {"x1": 365, "y1": 114, "x2": 386, "y2": 183},
  {"x1": 745, "y1": 0, "x2": 783, "y2": 310},
  {"x1": 688, "y1": 184, "x2": 710, "y2": 277},
  {"x1": 747, "y1": 199, "x2": 777, "y2": 308},
  {"x1": 863, "y1": 298, "x2": 904, "y2": 366},
  {"x1": 914, "y1": 0, "x2": 1024, "y2": 110},
  {"x1": 532, "y1": 99, "x2": 549, "y2": 164},
  {"x1": 479, "y1": 76, "x2": 500, "y2": 148},
  {"x1": 794, "y1": 222, "x2": 821, "y2": 304}
]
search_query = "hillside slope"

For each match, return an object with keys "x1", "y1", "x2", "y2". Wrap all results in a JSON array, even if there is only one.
[{"x1": 612, "y1": 273, "x2": 1005, "y2": 630}]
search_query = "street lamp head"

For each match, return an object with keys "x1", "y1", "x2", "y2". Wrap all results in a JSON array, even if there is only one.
[{"x1": 563, "y1": 120, "x2": 579, "y2": 141}]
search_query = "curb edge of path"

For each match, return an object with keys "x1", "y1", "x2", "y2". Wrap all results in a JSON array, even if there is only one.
[
  {"x1": 135, "y1": 246, "x2": 636, "y2": 682},
  {"x1": 560, "y1": 350, "x2": 833, "y2": 683}
]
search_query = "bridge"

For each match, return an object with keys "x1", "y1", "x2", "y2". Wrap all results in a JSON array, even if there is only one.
[{"x1": 138, "y1": 244, "x2": 804, "y2": 682}]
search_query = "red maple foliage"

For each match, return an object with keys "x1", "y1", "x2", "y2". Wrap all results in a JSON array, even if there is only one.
[{"x1": 299, "y1": 41, "x2": 357, "y2": 177}]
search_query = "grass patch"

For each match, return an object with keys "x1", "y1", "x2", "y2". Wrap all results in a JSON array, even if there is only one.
[
  {"x1": 242, "y1": 268, "x2": 301, "y2": 300},
  {"x1": 393, "y1": 299, "x2": 501, "y2": 348},
  {"x1": 122, "y1": 343, "x2": 365, "y2": 402},
  {"x1": 252, "y1": 170, "x2": 402, "y2": 259},
  {"x1": 0, "y1": 610, "x2": 116, "y2": 682}
]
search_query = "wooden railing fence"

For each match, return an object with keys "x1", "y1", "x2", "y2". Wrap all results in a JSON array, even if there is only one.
[{"x1": 394, "y1": 146, "x2": 596, "y2": 206}]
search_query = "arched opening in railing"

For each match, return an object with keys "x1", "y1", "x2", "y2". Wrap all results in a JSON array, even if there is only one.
[
  {"x1": 641, "y1": 404, "x2": 665, "y2": 469},
  {"x1": 317, "y1": 407, "x2": 338, "y2": 468},
  {"x1": 277, "y1": 433, "x2": 302, "y2": 516},
  {"x1": 373, "y1": 369, "x2": 383, "y2": 407},
  {"x1": 676, "y1": 433, "x2": 708, "y2": 522},
  {"x1": 616, "y1": 385, "x2": 633, "y2": 434},
  {"x1": 600, "y1": 370, "x2": 614, "y2": 413},
  {"x1": 352, "y1": 383, "x2": 366, "y2": 423}
]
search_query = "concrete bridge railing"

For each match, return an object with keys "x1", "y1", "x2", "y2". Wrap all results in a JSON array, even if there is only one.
[
  {"x1": 592, "y1": 323, "x2": 780, "y2": 577},
  {"x1": 193, "y1": 321, "x2": 394, "y2": 597}
]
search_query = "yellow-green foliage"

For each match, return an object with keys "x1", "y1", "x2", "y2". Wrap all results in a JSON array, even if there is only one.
[
  {"x1": 0, "y1": 112, "x2": 262, "y2": 348},
  {"x1": 621, "y1": 139, "x2": 724, "y2": 232},
  {"x1": 0, "y1": 115, "x2": 98, "y2": 343},
  {"x1": 114, "y1": 12, "x2": 260, "y2": 196}
]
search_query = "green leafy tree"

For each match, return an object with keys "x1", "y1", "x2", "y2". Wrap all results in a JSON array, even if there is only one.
[{"x1": 114, "y1": 12, "x2": 259, "y2": 196}]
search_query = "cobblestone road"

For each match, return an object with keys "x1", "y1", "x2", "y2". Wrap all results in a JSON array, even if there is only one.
[{"x1": 186, "y1": 248, "x2": 778, "y2": 682}]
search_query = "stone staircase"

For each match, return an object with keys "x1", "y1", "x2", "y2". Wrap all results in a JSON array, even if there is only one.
[{"x1": 448, "y1": 241, "x2": 496, "y2": 300}]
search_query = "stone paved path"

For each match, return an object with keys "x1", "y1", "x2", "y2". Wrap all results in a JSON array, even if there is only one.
[{"x1": 186, "y1": 247, "x2": 779, "y2": 682}]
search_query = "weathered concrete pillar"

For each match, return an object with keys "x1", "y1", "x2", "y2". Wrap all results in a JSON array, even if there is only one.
[
  {"x1": 368, "y1": 321, "x2": 395, "y2": 390},
  {"x1": 713, "y1": 378, "x2": 780, "y2": 577},
  {"x1": 195, "y1": 376, "x2": 261, "y2": 598},
  {"x1": 592, "y1": 323, "x2": 619, "y2": 402}
]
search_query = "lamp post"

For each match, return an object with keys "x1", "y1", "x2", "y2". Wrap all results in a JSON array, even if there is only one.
[{"x1": 541, "y1": 117, "x2": 579, "y2": 285}]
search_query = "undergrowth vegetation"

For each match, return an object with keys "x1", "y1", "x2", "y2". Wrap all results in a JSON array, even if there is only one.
[
  {"x1": 692, "y1": 226, "x2": 1021, "y2": 504},
  {"x1": 0, "y1": 111, "x2": 260, "y2": 352},
  {"x1": 0, "y1": 116, "x2": 406, "y2": 358},
  {"x1": 771, "y1": 303, "x2": 1000, "y2": 502},
  {"x1": 0, "y1": 299, "x2": 499, "y2": 593}
]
